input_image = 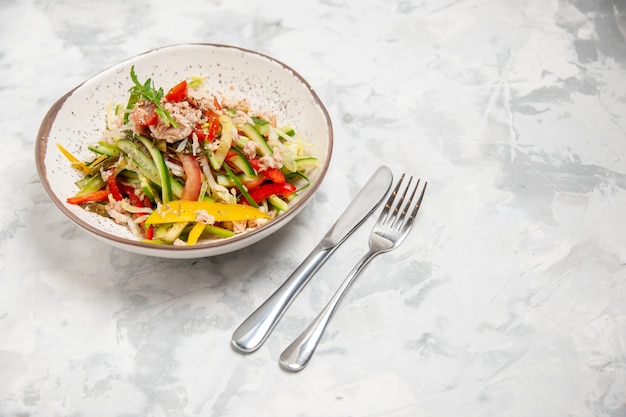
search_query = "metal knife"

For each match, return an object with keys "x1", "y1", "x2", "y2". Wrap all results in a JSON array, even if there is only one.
[{"x1": 231, "y1": 165, "x2": 393, "y2": 353}]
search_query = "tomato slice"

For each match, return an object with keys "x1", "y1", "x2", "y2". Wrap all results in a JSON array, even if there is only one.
[
  {"x1": 165, "y1": 80, "x2": 188, "y2": 102},
  {"x1": 131, "y1": 102, "x2": 158, "y2": 126},
  {"x1": 178, "y1": 153, "x2": 202, "y2": 201}
]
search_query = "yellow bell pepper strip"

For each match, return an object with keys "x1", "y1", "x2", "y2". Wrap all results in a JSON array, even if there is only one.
[
  {"x1": 57, "y1": 143, "x2": 85, "y2": 167},
  {"x1": 186, "y1": 222, "x2": 236, "y2": 245},
  {"x1": 57, "y1": 143, "x2": 107, "y2": 175},
  {"x1": 186, "y1": 222, "x2": 206, "y2": 246},
  {"x1": 145, "y1": 200, "x2": 270, "y2": 225}
]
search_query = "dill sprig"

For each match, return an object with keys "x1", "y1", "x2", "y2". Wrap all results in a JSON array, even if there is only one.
[{"x1": 127, "y1": 65, "x2": 178, "y2": 127}]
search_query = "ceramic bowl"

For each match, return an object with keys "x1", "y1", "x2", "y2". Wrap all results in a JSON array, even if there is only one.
[{"x1": 36, "y1": 44, "x2": 333, "y2": 258}]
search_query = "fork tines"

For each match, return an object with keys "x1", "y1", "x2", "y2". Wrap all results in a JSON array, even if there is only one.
[{"x1": 383, "y1": 174, "x2": 427, "y2": 231}]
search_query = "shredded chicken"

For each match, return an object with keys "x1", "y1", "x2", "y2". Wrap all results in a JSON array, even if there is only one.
[
  {"x1": 105, "y1": 198, "x2": 128, "y2": 224},
  {"x1": 221, "y1": 96, "x2": 250, "y2": 112},
  {"x1": 149, "y1": 101, "x2": 202, "y2": 142},
  {"x1": 248, "y1": 217, "x2": 271, "y2": 229},
  {"x1": 187, "y1": 89, "x2": 218, "y2": 113},
  {"x1": 195, "y1": 210, "x2": 216, "y2": 225},
  {"x1": 242, "y1": 141, "x2": 259, "y2": 159},
  {"x1": 259, "y1": 147, "x2": 283, "y2": 170},
  {"x1": 231, "y1": 220, "x2": 247, "y2": 234}
]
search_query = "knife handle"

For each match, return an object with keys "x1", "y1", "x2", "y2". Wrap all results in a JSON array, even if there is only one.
[{"x1": 231, "y1": 243, "x2": 333, "y2": 353}]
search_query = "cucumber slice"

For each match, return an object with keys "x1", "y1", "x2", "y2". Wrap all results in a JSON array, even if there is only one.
[
  {"x1": 140, "y1": 176, "x2": 157, "y2": 202},
  {"x1": 295, "y1": 157, "x2": 319, "y2": 172},
  {"x1": 88, "y1": 141, "x2": 121, "y2": 157},
  {"x1": 74, "y1": 174, "x2": 105, "y2": 196},
  {"x1": 204, "y1": 224, "x2": 235, "y2": 238},
  {"x1": 233, "y1": 133, "x2": 249, "y2": 149},
  {"x1": 268, "y1": 194, "x2": 289, "y2": 212},
  {"x1": 251, "y1": 117, "x2": 270, "y2": 136},
  {"x1": 135, "y1": 136, "x2": 172, "y2": 203},
  {"x1": 155, "y1": 222, "x2": 188, "y2": 243},
  {"x1": 237, "y1": 123, "x2": 272, "y2": 156},
  {"x1": 280, "y1": 125, "x2": 296, "y2": 137},
  {"x1": 118, "y1": 138, "x2": 182, "y2": 200},
  {"x1": 117, "y1": 139, "x2": 161, "y2": 185},
  {"x1": 226, "y1": 147, "x2": 255, "y2": 176},
  {"x1": 216, "y1": 173, "x2": 263, "y2": 188}
]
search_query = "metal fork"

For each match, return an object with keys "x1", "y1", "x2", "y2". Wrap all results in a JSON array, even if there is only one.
[{"x1": 279, "y1": 174, "x2": 427, "y2": 372}]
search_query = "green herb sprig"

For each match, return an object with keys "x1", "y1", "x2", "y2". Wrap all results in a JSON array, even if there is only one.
[{"x1": 127, "y1": 65, "x2": 178, "y2": 127}]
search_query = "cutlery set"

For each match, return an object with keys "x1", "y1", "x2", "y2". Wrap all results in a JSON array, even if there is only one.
[{"x1": 231, "y1": 166, "x2": 428, "y2": 371}]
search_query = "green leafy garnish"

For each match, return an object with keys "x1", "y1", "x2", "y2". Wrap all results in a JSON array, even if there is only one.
[
  {"x1": 127, "y1": 66, "x2": 178, "y2": 127},
  {"x1": 222, "y1": 164, "x2": 258, "y2": 207}
]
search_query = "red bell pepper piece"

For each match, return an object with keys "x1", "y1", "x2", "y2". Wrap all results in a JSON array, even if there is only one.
[
  {"x1": 178, "y1": 153, "x2": 202, "y2": 201},
  {"x1": 194, "y1": 112, "x2": 220, "y2": 143},
  {"x1": 213, "y1": 96, "x2": 222, "y2": 110},
  {"x1": 165, "y1": 80, "x2": 188, "y2": 102},
  {"x1": 193, "y1": 125, "x2": 207, "y2": 141},
  {"x1": 144, "y1": 224, "x2": 155, "y2": 240},
  {"x1": 248, "y1": 157, "x2": 261, "y2": 171},
  {"x1": 117, "y1": 183, "x2": 143, "y2": 207},
  {"x1": 247, "y1": 158, "x2": 285, "y2": 184},
  {"x1": 263, "y1": 167, "x2": 286, "y2": 184},
  {"x1": 245, "y1": 183, "x2": 296, "y2": 204},
  {"x1": 242, "y1": 175, "x2": 265, "y2": 190},
  {"x1": 107, "y1": 169, "x2": 124, "y2": 201},
  {"x1": 67, "y1": 190, "x2": 110, "y2": 205},
  {"x1": 205, "y1": 111, "x2": 220, "y2": 142},
  {"x1": 225, "y1": 149, "x2": 239, "y2": 160}
]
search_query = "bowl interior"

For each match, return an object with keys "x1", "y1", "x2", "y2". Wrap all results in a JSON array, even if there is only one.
[{"x1": 36, "y1": 44, "x2": 332, "y2": 258}]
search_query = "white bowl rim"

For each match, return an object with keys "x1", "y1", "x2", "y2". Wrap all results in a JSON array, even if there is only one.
[{"x1": 35, "y1": 43, "x2": 333, "y2": 258}]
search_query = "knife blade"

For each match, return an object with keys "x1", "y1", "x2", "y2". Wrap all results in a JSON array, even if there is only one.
[{"x1": 231, "y1": 165, "x2": 393, "y2": 353}]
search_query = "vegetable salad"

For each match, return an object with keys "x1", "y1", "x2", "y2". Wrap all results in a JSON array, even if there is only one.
[{"x1": 61, "y1": 66, "x2": 318, "y2": 246}]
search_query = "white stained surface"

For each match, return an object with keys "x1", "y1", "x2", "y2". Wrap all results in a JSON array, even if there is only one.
[{"x1": 1, "y1": 1, "x2": 626, "y2": 416}]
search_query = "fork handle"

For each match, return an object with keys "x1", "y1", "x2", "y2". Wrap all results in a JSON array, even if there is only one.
[
  {"x1": 232, "y1": 243, "x2": 332, "y2": 353},
  {"x1": 279, "y1": 248, "x2": 380, "y2": 372}
]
